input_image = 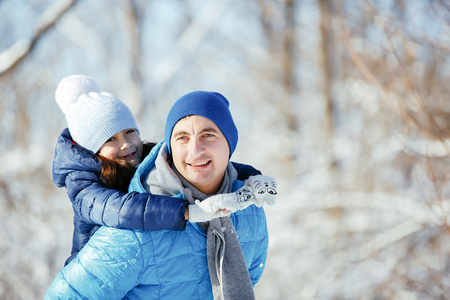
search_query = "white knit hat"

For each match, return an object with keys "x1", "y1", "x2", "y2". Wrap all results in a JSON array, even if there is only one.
[{"x1": 55, "y1": 75, "x2": 139, "y2": 153}]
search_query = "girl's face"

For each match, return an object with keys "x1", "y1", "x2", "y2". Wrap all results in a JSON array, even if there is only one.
[{"x1": 98, "y1": 128, "x2": 143, "y2": 167}]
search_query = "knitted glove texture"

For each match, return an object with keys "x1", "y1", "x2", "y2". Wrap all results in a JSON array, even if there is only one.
[
  {"x1": 193, "y1": 175, "x2": 278, "y2": 215},
  {"x1": 247, "y1": 175, "x2": 277, "y2": 206},
  {"x1": 188, "y1": 203, "x2": 231, "y2": 223}
]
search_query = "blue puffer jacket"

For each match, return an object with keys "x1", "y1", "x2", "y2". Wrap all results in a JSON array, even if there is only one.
[
  {"x1": 52, "y1": 129, "x2": 261, "y2": 265},
  {"x1": 45, "y1": 141, "x2": 269, "y2": 300}
]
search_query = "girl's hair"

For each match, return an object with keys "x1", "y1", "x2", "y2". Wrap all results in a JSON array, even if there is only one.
[{"x1": 97, "y1": 141, "x2": 156, "y2": 192}]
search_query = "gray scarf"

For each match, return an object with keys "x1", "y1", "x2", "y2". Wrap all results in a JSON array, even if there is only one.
[{"x1": 147, "y1": 144, "x2": 255, "y2": 300}]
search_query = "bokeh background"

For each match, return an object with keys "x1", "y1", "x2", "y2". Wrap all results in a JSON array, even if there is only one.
[{"x1": 1, "y1": 0, "x2": 449, "y2": 299}]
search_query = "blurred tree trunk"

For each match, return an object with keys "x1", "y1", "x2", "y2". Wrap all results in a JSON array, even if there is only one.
[
  {"x1": 280, "y1": 0, "x2": 298, "y2": 132},
  {"x1": 256, "y1": 0, "x2": 299, "y2": 177},
  {"x1": 278, "y1": 0, "x2": 299, "y2": 177},
  {"x1": 319, "y1": 0, "x2": 337, "y2": 172},
  {"x1": 13, "y1": 82, "x2": 30, "y2": 147},
  {"x1": 127, "y1": 0, "x2": 142, "y2": 86},
  {"x1": 319, "y1": 2, "x2": 334, "y2": 139},
  {"x1": 122, "y1": 0, "x2": 144, "y2": 113}
]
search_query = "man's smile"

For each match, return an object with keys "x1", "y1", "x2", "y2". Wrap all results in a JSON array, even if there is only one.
[{"x1": 188, "y1": 160, "x2": 211, "y2": 167}]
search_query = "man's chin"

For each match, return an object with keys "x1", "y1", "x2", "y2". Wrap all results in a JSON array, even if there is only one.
[{"x1": 186, "y1": 176, "x2": 210, "y2": 187}]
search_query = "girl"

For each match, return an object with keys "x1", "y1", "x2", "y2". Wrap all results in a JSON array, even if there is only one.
[{"x1": 53, "y1": 75, "x2": 265, "y2": 265}]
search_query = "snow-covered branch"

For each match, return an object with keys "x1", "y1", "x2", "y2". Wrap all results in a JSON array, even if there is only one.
[{"x1": 0, "y1": 0, "x2": 76, "y2": 77}]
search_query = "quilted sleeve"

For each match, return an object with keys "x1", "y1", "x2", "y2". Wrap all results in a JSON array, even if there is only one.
[{"x1": 67, "y1": 171, "x2": 188, "y2": 231}]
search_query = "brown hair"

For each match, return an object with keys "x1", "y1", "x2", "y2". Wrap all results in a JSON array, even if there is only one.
[{"x1": 97, "y1": 142, "x2": 156, "y2": 192}]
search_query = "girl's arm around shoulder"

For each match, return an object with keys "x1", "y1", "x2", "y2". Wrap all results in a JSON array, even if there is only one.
[
  {"x1": 67, "y1": 170, "x2": 188, "y2": 231},
  {"x1": 120, "y1": 192, "x2": 188, "y2": 231}
]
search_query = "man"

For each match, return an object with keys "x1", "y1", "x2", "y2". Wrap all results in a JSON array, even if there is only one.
[{"x1": 45, "y1": 91, "x2": 276, "y2": 300}]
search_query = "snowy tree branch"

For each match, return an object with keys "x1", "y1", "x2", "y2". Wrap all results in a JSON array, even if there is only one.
[{"x1": 0, "y1": 0, "x2": 76, "y2": 77}]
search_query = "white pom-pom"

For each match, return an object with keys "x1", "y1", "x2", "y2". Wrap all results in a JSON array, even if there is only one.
[{"x1": 55, "y1": 75, "x2": 101, "y2": 115}]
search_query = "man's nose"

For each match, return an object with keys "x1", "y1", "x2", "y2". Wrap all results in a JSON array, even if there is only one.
[{"x1": 189, "y1": 138, "x2": 205, "y2": 156}]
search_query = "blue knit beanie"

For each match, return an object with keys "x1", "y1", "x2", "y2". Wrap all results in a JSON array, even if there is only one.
[
  {"x1": 165, "y1": 91, "x2": 238, "y2": 158},
  {"x1": 55, "y1": 75, "x2": 139, "y2": 153}
]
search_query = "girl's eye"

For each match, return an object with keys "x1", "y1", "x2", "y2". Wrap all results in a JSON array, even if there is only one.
[
  {"x1": 105, "y1": 137, "x2": 115, "y2": 143},
  {"x1": 126, "y1": 129, "x2": 136, "y2": 134}
]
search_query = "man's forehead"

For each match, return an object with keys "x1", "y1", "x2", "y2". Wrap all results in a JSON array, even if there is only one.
[{"x1": 172, "y1": 115, "x2": 220, "y2": 134}]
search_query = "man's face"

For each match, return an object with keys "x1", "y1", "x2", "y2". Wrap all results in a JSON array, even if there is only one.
[{"x1": 170, "y1": 115, "x2": 230, "y2": 194}]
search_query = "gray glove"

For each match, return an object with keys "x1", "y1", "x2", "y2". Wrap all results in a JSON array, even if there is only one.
[
  {"x1": 246, "y1": 175, "x2": 277, "y2": 206},
  {"x1": 194, "y1": 175, "x2": 278, "y2": 214},
  {"x1": 188, "y1": 202, "x2": 231, "y2": 223}
]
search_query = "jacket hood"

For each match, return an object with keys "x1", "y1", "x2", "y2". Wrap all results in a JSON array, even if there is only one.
[{"x1": 52, "y1": 128, "x2": 102, "y2": 188}]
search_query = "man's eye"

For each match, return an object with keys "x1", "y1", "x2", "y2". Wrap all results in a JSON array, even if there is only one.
[{"x1": 204, "y1": 133, "x2": 214, "y2": 138}]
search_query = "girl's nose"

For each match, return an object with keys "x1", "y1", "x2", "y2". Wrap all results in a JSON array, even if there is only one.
[{"x1": 120, "y1": 140, "x2": 131, "y2": 150}]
